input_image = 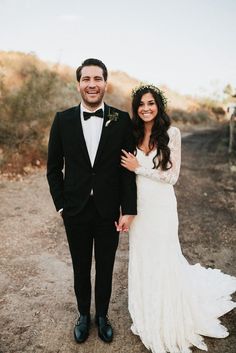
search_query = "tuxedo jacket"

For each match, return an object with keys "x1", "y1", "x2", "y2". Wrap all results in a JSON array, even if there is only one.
[{"x1": 47, "y1": 103, "x2": 137, "y2": 218}]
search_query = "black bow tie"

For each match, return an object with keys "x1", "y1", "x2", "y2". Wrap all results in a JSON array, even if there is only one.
[{"x1": 83, "y1": 109, "x2": 103, "y2": 120}]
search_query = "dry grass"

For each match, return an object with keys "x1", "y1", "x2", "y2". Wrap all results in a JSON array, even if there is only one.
[{"x1": 0, "y1": 51, "x2": 227, "y2": 175}]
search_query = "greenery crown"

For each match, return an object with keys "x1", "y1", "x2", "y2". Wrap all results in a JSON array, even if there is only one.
[{"x1": 131, "y1": 83, "x2": 168, "y2": 108}]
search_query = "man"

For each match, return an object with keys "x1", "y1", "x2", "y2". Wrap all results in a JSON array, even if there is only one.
[{"x1": 47, "y1": 58, "x2": 137, "y2": 343}]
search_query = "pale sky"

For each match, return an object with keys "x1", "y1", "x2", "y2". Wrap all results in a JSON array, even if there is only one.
[{"x1": 0, "y1": 0, "x2": 235, "y2": 97}]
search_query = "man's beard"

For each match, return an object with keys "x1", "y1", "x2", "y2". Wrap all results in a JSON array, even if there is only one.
[{"x1": 80, "y1": 91, "x2": 104, "y2": 109}]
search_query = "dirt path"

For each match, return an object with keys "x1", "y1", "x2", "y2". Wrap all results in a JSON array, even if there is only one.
[{"x1": 0, "y1": 124, "x2": 235, "y2": 353}]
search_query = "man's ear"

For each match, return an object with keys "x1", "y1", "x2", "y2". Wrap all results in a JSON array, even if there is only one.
[
  {"x1": 104, "y1": 82, "x2": 108, "y2": 92},
  {"x1": 77, "y1": 82, "x2": 80, "y2": 93}
]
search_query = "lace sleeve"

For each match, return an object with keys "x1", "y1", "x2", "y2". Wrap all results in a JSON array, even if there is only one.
[{"x1": 135, "y1": 127, "x2": 181, "y2": 185}]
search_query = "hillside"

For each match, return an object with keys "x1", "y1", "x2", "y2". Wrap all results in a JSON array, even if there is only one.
[
  {"x1": 0, "y1": 51, "x2": 227, "y2": 175},
  {"x1": 0, "y1": 51, "x2": 202, "y2": 112}
]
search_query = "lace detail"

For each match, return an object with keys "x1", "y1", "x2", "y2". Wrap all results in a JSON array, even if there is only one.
[
  {"x1": 128, "y1": 125, "x2": 236, "y2": 353},
  {"x1": 135, "y1": 126, "x2": 181, "y2": 185}
]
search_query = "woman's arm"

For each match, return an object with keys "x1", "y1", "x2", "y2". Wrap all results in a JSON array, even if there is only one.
[{"x1": 121, "y1": 127, "x2": 181, "y2": 186}]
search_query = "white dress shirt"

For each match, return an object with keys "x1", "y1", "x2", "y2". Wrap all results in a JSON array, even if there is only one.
[{"x1": 80, "y1": 102, "x2": 104, "y2": 166}]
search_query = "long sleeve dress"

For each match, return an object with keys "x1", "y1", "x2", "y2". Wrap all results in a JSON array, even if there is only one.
[{"x1": 128, "y1": 126, "x2": 236, "y2": 353}]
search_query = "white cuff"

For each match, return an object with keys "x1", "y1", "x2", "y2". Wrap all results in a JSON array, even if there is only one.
[{"x1": 135, "y1": 166, "x2": 144, "y2": 175}]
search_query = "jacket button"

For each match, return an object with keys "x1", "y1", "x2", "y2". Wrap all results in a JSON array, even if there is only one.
[{"x1": 92, "y1": 172, "x2": 96, "y2": 176}]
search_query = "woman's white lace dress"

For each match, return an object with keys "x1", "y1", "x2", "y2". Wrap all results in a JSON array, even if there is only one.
[{"x1": 128, "y1": 126, "x2": 236, "y2": 353}]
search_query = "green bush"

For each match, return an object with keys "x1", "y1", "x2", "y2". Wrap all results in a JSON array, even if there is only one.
[
  {"x1": 170, "y1": 109, "x2": 210, "y2": 124},
  {"x1": 0, "y1": 63, "x2": 78, "y2": 173}
]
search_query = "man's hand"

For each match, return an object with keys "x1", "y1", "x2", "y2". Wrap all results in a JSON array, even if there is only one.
[{"x1": 115, "y1": 215, "x2": 135, "y2": 232}]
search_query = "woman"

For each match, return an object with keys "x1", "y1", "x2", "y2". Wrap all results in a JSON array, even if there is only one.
[{"x1": 121, "y1": 84, "x2": 236, "y2": 353}]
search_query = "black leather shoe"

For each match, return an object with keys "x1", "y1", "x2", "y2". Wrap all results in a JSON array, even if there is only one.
[
  {"x1": 74, "y1": 314, "x2": 90, "y2": 343},
  {"x1": 95, "y1": 316, "x2": 113, "y2": 343}
]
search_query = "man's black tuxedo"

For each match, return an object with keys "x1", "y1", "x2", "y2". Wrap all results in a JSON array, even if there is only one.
[
  {"x1": 47, "y1": 103, "x2": 137, "y2": 316},
  {"x1": 47, "y1": 103, "x2": 137, "y2": 218}
]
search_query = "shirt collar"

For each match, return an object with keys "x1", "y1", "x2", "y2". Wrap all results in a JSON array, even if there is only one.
[{"x1": 80, "y1": 102, "x2": 104, "y2": 114}]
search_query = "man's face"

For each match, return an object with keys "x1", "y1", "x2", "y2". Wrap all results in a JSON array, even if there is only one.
[{"x1": 77, "y1": 65, "x2": 107, "y2": 109}]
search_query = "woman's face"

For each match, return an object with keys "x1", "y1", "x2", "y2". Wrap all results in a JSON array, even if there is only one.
[{"x1": 137, "y1": 92, "x2": 158, "y2": 125}]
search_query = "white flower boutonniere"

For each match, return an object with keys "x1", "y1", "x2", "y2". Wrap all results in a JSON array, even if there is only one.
[{"x1": 105, "y1": 109, "x2": 119, "y2": 127}]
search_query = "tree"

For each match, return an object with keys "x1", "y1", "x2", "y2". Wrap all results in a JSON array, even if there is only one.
[{"x1": 224, "y1": 84, "x2": 235, "y2": 97}]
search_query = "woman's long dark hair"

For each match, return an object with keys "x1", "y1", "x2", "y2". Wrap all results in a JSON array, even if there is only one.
[{"x1": 132, "y1": 86, "x2": 172, "y2": 170}]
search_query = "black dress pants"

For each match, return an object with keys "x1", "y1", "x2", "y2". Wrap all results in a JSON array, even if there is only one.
[{"x1": 63, "y1": 196, "x2": 119, "y2": 316}]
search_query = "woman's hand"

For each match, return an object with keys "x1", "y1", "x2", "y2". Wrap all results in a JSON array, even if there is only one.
[
  {"x1": 121, "y1": 149, "x2": 140, "y2": 172},
  {"x1": 115, "y1": 215, "x2": 135, "y2": 232}
]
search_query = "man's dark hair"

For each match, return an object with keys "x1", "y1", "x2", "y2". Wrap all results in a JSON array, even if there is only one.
[{"x1": 76, "y1": 58, "x2": 108, "y2": 82}]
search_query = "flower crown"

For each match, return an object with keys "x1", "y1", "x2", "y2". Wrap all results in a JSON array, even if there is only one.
[{"x1": 131, "y1": 83, "x2": 168, "y2": 109}]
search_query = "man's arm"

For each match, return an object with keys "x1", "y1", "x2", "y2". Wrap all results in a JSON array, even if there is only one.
[
  {"x1": 47, "y1": 113, "x2": 64, "y2": 211},
  {"x1": 118, "y1": 113, "x2": 137, "y2": 231},
  {"x1": 120, "y1": 113, "x2": 137, "y2": 215}
]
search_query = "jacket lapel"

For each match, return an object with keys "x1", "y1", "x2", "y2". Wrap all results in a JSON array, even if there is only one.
[
  {"x1": 75, "y1": 104, "x2": 92, "y2": 167},
  {"x1": 93, "y1": 103, "x2": 110, "y2": 167}
]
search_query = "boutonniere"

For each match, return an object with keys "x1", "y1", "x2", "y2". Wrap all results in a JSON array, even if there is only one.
[{"x1": 105, "y1": 109, "x2": 119, "y2": 127}]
